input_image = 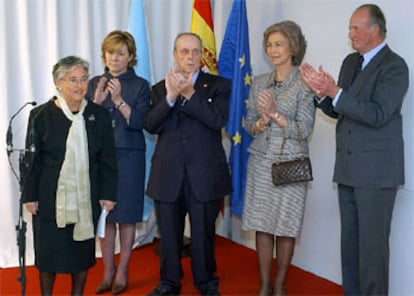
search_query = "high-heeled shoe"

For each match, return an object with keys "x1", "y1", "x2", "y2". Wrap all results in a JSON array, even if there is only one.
[
  {"x1": 96, "y1": 281, "x2": 112, "y2": 294},
  {"x1": 95, "y1": 266, "x2": 117, "y2": 294},
  {"x1": 111, "y1": 282, "x2": 127, "y2": 295},
  {"x1": 112, "y1": 269, "x2": 128, "y2": 295}
]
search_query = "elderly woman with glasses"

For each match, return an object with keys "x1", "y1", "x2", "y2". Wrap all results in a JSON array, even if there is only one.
[{"x1": 22, "y1": 55, "x2": 118, "y2": 295}]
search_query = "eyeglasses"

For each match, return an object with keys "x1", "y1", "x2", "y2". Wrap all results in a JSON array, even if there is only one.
[{"x1": 61, "y1": 76, "x2": 89, "y2": 86}]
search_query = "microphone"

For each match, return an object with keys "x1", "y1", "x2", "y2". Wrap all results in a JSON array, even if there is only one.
[{"x1": 6, "y1": 101, "x2": 37, "y2": 156}]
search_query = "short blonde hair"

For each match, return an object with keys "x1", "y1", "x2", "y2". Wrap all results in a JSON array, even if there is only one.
[{"x1": 101, "y1": 30, "x2": 137, "y2": 67}]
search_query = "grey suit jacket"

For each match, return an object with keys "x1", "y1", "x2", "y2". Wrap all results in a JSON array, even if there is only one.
[
  {"x1": 245, "y1": 68, "x2": 315, "y2": 161},
  {"x1": 318, "y1": 45, "x2": 409, "y2": 188}
]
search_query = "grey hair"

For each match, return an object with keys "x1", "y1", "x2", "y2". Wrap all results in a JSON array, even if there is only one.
[
  {"x1": 173, "y1": 32, "x2": 203, "y2": 51},
  {"x1": 52, "y1": 55, "x2": 89, "y2": 83},
  {"x1": 355, "y1": 4, "x2": 387, "y2": 39}
]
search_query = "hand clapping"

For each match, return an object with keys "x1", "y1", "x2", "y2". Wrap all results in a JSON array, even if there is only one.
[
  {"x1": 165, "y1": 68, "x2": 194, "y2": 103},
  {"x1": 257, "y1": 90, "x2": 286, "y2": 128},
  {"x1": 257, "y1": 90, "x2": 274, "y2": 119},
  {"x1": 93, "y1": 76, "x2": 110, "y2": 104},
  {"x1": 93, "y1": 76, "x2": 123, "y2": 106},
  {"x1": 300, "y1": 63, "x2": 339, "y2": 98}
]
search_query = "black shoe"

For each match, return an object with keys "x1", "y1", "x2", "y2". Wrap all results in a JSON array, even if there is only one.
[
  {"x1": 146, "y1": 285, "x2": 179, "y2": 296},
  {"x1": 203, "y1": 289, "x2": 221, "y2": 296}
]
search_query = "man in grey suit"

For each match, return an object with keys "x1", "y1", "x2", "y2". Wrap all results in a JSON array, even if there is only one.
[{"x1": 300, "y1": 4, "x2": 409, "y2": 295}]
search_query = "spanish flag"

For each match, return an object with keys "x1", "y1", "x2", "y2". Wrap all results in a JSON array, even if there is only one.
[{"x1": 190, "y1": 0, "x2": 217, "y2": 74}]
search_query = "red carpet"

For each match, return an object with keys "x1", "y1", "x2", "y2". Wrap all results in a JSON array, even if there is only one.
[{"x1": 0, "y1": 235, "x2": 342, "y2": 295}]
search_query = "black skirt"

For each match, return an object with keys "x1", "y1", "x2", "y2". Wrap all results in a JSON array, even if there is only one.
[{"x1": 33, "y1": 215, "x2": 96, "y2": 273}]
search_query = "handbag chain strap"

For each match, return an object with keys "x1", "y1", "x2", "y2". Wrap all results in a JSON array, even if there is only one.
[{"x1": 279, "y1": 121, "x2": 306, "y2": 160}]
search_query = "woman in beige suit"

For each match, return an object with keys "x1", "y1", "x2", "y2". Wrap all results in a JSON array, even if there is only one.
[{"x1": 241, "y1": 21, "x2": 315, "y2": 296}]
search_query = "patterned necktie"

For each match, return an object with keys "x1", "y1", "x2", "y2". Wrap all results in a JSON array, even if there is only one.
[{"x1": 352, "y1": 54, "x2": 364, "y2": 84}]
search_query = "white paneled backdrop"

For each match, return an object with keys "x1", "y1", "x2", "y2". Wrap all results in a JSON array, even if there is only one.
[{"x1": 1, "y1": 1, "x2": 413, "y2": 294}]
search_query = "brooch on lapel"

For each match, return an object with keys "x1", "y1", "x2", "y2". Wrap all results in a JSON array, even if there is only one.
[{"x1": 88, "y1": 114, "x2": 96, "y2": 121}]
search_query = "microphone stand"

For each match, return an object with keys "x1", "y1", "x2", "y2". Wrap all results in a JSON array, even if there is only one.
[
  {"x1": 17, "y1": 149, "x2": 28, "y2": 296},
  {"x1": 6, "y1": 101, "x2": 37, "y2": 296},
  {"x1": 7, "y1": 147, "x2": 30, "y2": 296}
]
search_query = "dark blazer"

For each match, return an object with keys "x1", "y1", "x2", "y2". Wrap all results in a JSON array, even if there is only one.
[
  {"x1": 21, "y1": 98, "x2": 118, "y2": 226},
  {"x1": 317, "y1": 45, "x2": 409, "y2": 188},
  {"x1": 87, "y1": 68, "x2": 150, "y2": 151},
  {"x1": 143, "y1": 71, "x2": 232, "y2": 202}
]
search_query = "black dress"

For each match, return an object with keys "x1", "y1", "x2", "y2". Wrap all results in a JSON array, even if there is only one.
[{"x1": 21, "y1": 98, "x2": 117, "y2": 273}]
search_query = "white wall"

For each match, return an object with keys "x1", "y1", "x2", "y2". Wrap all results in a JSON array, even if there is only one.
[{"x1": 1, "y1": 0, "x2": 413, "y2": 294}]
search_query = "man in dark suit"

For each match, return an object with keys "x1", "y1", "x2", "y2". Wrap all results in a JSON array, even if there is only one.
[
  {"x1": 300, "y1": 4, "x2": 409, "y2": 295},
  {"x1": 143, "y1": 32, "x2": 232, "y2": 296}
]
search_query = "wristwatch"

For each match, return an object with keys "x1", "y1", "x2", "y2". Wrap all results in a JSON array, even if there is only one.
[{"x1": 116, "y1": 101, "x2": 127, "y2": 109}]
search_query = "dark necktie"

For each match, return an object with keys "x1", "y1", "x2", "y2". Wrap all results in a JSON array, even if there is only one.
[
  {"x1": 352, "y1": 54, "x2": 364, "y2": 84},
  {"x1": 179, "y1": 95, "x2": 187, "y2": 107}
]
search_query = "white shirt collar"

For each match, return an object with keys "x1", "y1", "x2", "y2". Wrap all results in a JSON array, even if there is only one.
[{"x1": 361, "y1": 41, "x2": 386, "y2": 69}]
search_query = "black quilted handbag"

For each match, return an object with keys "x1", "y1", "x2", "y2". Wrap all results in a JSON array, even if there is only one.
[{"x1": 271, "y1": 122, "x2": 313, "y2": 186}]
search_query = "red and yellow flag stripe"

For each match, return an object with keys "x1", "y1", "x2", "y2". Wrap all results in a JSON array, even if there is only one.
[{"x1": 190, "y1": 0, "x2": 217, "y2": 74}]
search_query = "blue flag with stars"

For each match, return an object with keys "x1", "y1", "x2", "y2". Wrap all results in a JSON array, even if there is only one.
[{"x1": 218, "y1": 0, "x2": 252, "y2": 216}]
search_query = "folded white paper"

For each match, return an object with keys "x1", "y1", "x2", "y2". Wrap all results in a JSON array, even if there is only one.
[{"x1": 96, "y1": 207, "x2": 108, "y2": 238}]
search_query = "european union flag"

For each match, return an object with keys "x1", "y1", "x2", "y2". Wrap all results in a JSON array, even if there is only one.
[{"x1": 218, "y1": 0, "x2": 252, "y2": 217}]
